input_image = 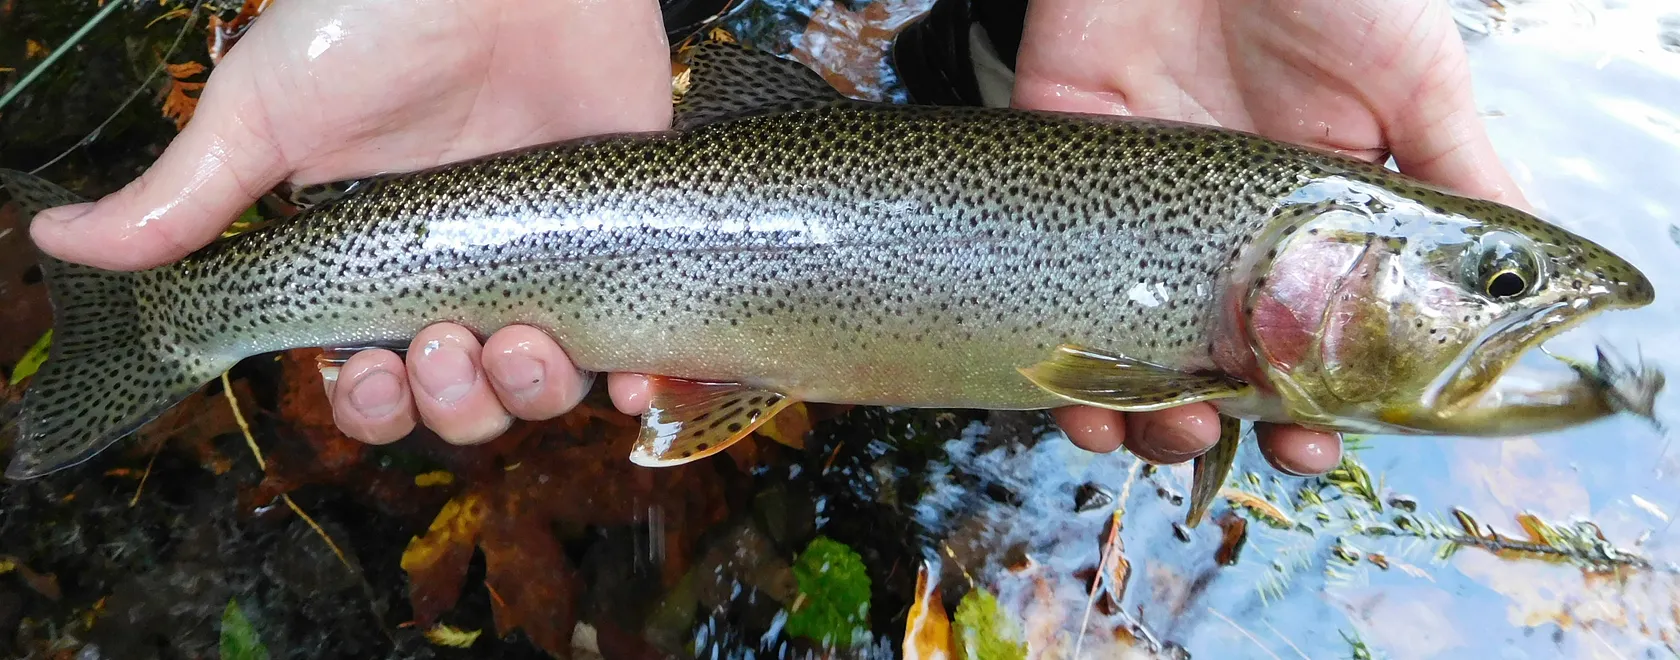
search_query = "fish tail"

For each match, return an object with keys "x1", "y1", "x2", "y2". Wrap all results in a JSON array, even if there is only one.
[{"x1": 1, "y1": 169, "x2": 233, "y2": 479}]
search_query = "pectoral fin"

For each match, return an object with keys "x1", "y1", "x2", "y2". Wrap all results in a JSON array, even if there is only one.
[
  {"x1": 629, "y1": 376, "x2": 796, "y2": 467},
  {"x1": 1186, "y1": 415, "x2": 1242, "y2": 528},
  {"x1": 1019, "y1": 345, "x2": 1251, "y2": 411}
]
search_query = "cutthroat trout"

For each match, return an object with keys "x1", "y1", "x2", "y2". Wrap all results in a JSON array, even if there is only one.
[{"x1": 0, "y1": 41, "x2": 1658, "y2": 525}]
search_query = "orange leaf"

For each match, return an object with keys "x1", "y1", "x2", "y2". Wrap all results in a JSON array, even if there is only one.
[
  {"x1": 904, "y1": 560, "x2": 953, "y2": 659},
  {"x1": 755, "y1": 401, "x2": 811, "y2": 450},
  {"x1": 164, "y1": 60, "x2": 205, "y2": 79}
]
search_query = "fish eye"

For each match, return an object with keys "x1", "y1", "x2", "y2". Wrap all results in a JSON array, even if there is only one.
[{"x1": 1465, "y1": 231, "x2": 1543, "y2": 301}]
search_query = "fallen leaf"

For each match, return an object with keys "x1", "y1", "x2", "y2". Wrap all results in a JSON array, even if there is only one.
[
  {"x1": 401, "y1": 492, "x2": 487, "y2": 627},
  {"x1": 220, "y1": 598, "x2": 271, "y2": 660},
  {"x1": 791, "y1": 0, "x2": 930, "y2": 101},
  {"x1": 24, "y1": 39, "x2": 47, "y2": 59},
  {"x1": 7, "y1": 329, "x2": 49, "y2": 386},
  {"x1": 161, "y1": 60, "x2": 208, "y2": 130},
  {"x1": 1220, "y1": 487, "x2": 1296, "y2": 528},
  {"x1": 208, "y1": 0, "x2": 273, "y2": 64},
  {"x1": 422, "y1": 623, "x2": 482, "y2": 648},
  {"x1": 952, "y1": 587, "x2": 1027, "y2": 660},
  {"x1": 397, "y1": 401, "x2": 732, "y2": 657},
  {"x1": 1214, "y1": 512, "x2": 1248, "y2": 566},
  {"x1": 414, "y1": 471, "x2": 454, "y2": 487},
  {"x1": 755, "y1": 402, "x2": 811, "y2": 450},
  {"x1": 0, "y1": 200, "x2": 52, "y2": 372},
  {"x1": 904, "y1": 561, "x2": 952, "y2": 660}
]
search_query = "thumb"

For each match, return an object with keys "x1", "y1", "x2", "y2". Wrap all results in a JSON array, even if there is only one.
[
  {"x1": 28, "y1": 74, "x2": 286, "y2": 271},
  {"x1": 1378, "y1": 25, "x2": 1531, "y2": 211}
]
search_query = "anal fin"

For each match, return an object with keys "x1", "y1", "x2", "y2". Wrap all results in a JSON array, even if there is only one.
[
  {"x1": 1186, "y1": 415, "x2": 1242, "y2": 528},
  {"x1": 629, "y1": 377, "x2": 796, "y2": 467},
  {"x1": 1019, "y1": 345, "x2": 1251, "y2": 412}
]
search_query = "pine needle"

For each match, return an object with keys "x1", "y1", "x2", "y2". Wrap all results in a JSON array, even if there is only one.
[{"x1": 220, "y1": 371, "x2": 353, "y2": 572}]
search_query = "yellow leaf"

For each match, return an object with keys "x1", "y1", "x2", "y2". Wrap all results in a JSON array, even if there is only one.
[
  {"x1": 25, "y1": 40, "x2": 48, "y2": 60},
  {"x1": 414, "y1": 471, "x2": 454, "y2": 487},
  {"x1": 422, "y1": 623, "x2": 481, "y2": 648},
  {"x1": 9, "y1": 329, "x2": 51, "y2": 386},
  {"x1": 904, "y1": 561, "x2": 953, "y2": 659},
  {"x1": 755, "y1": 402, "x2": 811, "y2": 450},
  {"x1": 0, "y1": 556, "x2": 16, "y2": 574},
  {"x1": 401, "y1": 492, "x2": 486, "y2": 573},
  {"x1": 1219, "y1": 487, "x2": 1296, "y2": 527}
]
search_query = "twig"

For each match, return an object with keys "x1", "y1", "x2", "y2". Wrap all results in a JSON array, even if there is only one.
[
  {"x1": 220, "y1": 371, "x2": 353, "y2": 571},
  {"x1": 1074, "y1": 459, "x2": 1145, "y2": 659},
  {"x1": 0, "y1": 0, "x2": 130, "y2": 112},
  {"x1": 27, "y1": 0, "x2": 208, "y2": 175},
  {"x1": 128, "y1": 437, "x2": 164, "y2": 507},
  {"x1": 1206, "y1": 606, "x2": 1283, "y2": 660}
]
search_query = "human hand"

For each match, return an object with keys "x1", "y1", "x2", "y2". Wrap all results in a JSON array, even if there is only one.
[
  {"x1": 25, "y1": 0, "x2": 673, "y2": 445},
  {"x1": 1015, "y1": 0, "x2": 1528, "y2": 475}
]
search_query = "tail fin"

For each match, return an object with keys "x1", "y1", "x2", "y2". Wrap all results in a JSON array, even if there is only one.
[{"x1": 1, "y1": 169, "x2": 232, "y2": 479}]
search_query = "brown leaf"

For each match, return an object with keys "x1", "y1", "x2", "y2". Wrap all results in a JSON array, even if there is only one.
[
  {"x1": 132, "y1": 378, "x2": 259, "y2": 475},
  {"x1": 161, "y1": 60, "x2": 208, "y2": 130},
  {"x1": 208, "y1": 0, "x2": 273, "y2": 65},
  {"x1": 755, "y1": 402, "x2": 811, "y2": 450},
  {"x1": 790, "y1": 0, "x2": 929, "y2": 101},
  {"x1": 1213, "y1": 512, "x2": 1248, "y2": 566},
  {"x1": 904, "y1": 560, "x2": 953, "y2": 659},
  {"x1": 482, "y1": 501, "x2": 580, "y2": 656},
  {"x1": 401, "y1": 492, "x2": 487, "y2": 626},
  {"x1": 0, "y1": 201, "x2": 51, "y2": 372},
  {"x1": 397, "y1": 400, "x2": 733, "y2": 657}
]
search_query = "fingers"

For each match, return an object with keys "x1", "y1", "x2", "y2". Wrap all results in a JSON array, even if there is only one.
[
  {"x1": 329, "y1": 349, "x2": 418, "y2": 445},
  {"x1": 28, "y1": 70, "x2": 285, "y2": 270},
  {"x1": 481, "y1": 325, "x2": 594, "y2": 421},
  {"x1": 1255, "y1": 423, "x2": 1342, "y2": 476},
  {"x1": 1051, "y1": 403, "x2": 1223, "y2": 464},
  {"x1": 405, "y1": 324, "x2": 513, "y2": 446},
  {"x1": 608, "y1": 374, "x2": 653, "y2": 416},
  {"x1": 1052, "y1": 403, "x2": 1343, "y2": 479},
  {"x1": 1123, "y1": 406, "x2": 1222, "y2": 464},
  {"x1": 1051, "y1": 407, "x2": 1127, "y2": 453}
]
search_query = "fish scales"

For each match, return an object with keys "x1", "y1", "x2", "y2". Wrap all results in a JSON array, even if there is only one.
[
  {"x1": 1, "y1": 40, "x2": 1654, "y2": 495},
  {"x1": 155, "y1": 105, "x2": 1327, "y2": 408}
]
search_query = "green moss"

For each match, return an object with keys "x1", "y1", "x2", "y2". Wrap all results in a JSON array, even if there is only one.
[
  {"x1": 953, "y1": 587, "x2": 1026, "y2": 660},
  {"x1": 784, "y1": 536, "x2": 871, "y2": 648}
]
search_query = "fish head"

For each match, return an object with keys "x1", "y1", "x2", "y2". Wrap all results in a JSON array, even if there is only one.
[{"x1": 1226, "y1": 175, "x2": 1654, "y2": 435}]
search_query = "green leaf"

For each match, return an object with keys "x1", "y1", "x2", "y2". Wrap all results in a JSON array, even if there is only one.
[
  {"x1": 220, "y1": 598, "x2": 270, "y2": 660},
  {"x1": 8, "y1": 330, "x2": 51, "y2": 386},
  {"x1": 953, "y1": 587, "x2": 1026, "y2": 660},
  {"x1": 783, "y1": 536, "x2": 871, "y2": 648}
]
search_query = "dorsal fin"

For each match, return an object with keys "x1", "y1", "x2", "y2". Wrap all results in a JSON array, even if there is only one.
[{"x1": 672, "y1": 39, "x2": 850, "y2": 131}]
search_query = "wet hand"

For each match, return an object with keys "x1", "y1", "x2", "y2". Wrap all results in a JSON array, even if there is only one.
[
  {"x1": 1014, "y1": 0, "x2": 1529, "y2": 475},
  {"x1": 23, "y1": 0, "x2": 673, "y2": 445}
]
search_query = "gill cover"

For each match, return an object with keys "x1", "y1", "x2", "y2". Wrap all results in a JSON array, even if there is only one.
[{"x1": 1235, "y1": 178, "x2": 1653, "y2": 435}]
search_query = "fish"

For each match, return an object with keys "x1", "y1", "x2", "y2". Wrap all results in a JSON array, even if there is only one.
[{"x1": 0, "y1": 40, "x2": 1657, "y2": 527}]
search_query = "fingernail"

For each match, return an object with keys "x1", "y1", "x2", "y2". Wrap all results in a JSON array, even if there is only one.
[
  {"x1": 1142, "y1": 423, "x2": 1205, "y2": 462},
  {"x1": 36, "y1": 203, "x2": 95, "y2": 226},
  {"x1": 348, "y1": 369, "x2": 401, "y2": 418},
  {"x1": 414, "y1": 339, "x2": 475, "y2": 403},
  {"x1": 1275, "y1": 440, "x2": 1335, "y2": 477},
  {"x1": 320, "y1": 366, "x2": 340, "y2": 397},
  {"x1": 489, "y1": 354, "x2": 544, "y2": 399}
]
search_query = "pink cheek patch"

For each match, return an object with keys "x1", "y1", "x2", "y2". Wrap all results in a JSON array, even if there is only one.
[{"x1": 1246, "y1": 239, "x2": 1370, "y2": 374}]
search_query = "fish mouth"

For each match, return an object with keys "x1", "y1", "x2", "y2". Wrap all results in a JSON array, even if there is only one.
[{"x1": 1425, "y1": 295, "x2": 1644, "y2": 421}]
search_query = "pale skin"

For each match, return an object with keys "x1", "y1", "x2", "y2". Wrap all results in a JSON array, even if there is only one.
[{"x1": 25, "y1": 0, "x2": 1525, "y2": 477}]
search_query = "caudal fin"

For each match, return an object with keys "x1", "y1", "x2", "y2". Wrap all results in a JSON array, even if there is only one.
[{"x1": 1, "y1": 169, "x2": 231, "y2": 479}]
